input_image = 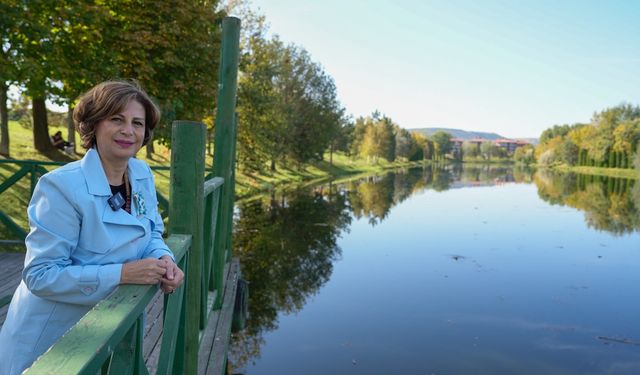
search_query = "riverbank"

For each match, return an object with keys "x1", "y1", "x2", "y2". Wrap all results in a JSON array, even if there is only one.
[
  {"x1": 545, "y1": 164, "x2": 639, "y2": 180},
  {"x1": 235, "y1": 153, "x2": 427, "y2": 199}
]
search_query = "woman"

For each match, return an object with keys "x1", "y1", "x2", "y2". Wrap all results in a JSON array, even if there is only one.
[{"x1": 0, "y1": 80, "x2": 184, "y2": 374}]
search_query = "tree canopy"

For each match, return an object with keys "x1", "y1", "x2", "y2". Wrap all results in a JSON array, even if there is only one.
[{"x1": 1, "y1": 0, "x2": 224, "y2": 153}]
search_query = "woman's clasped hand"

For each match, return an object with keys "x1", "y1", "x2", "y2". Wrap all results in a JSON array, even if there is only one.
[{"x1": 120, "y1": 256, "x2": 184, "y2": 294}]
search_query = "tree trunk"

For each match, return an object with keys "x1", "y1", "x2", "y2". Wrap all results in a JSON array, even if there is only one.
[
  {"x1": 146, "y1": 141, "x2": 155, "y2": 159},
  {"x1": 270, "y1": 158, "x2": 276, "y2": 172},
  {"x1": 67, "y1": 108, "x2": 76, "y2": 153},
  {"x1": 329, "y1": 144, "x2": 333, "y2": 165},
  {"x1": 0, "y1": 82, "x2": 9, "y2": 157},
  {"x1": 32, "y1": 97, "x2": 53, "y2": 153}
]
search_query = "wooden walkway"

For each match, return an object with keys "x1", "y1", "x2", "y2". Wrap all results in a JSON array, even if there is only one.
[
  {"x1": 0, "y1": 252, "x2": 24, "y2": 327},
  {"x1": 0, "y1": 252, "x2": 241, "y2": 374}
]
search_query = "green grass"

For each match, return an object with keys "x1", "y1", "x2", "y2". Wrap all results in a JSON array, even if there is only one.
[{"x1": 549, "y1": 164, "x2": 639, "y2": 180}]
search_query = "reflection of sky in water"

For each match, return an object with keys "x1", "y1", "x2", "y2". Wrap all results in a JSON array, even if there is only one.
[{"x1": 240, "y1": 181, "x2": 640, "y2": 375}]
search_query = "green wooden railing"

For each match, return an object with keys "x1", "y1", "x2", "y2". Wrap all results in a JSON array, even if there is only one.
[
  {"x1": 0, "y1": 160, "x2": 170, "y2": 246},
  {"x1": 17, "y1": 16, "x2": 244, "y2": 375}
]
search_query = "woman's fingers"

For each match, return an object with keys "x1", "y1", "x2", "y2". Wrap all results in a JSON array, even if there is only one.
[
  {"x1": 160, "y1": 263, "x2": 185, "y2": 293},
  {"x1": 164, "y1": 259, "x2": 175, "y2": 280},
  {"x1": 121, "y1": 258, "x2": 168, "y2": 284}
]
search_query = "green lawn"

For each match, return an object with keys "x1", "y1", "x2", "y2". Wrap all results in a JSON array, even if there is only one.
[{"x1": 547, "y1": 164, "x2": 639, "y2": 180}]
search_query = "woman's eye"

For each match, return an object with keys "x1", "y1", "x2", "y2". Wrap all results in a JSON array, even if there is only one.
[
  {"x1": 111, "y1": 117, "x2": 122, "y2": 122},
  {"x1": 134, "y1": 122, "x2": 144, "y2": 128}
]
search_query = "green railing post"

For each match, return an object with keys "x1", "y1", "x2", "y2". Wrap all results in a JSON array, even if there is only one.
[
  {"x1": 168, "y1": 120, "x2": 206, "y2": 375},
  {"x1": 212, "y1": 16, "x2": 240, "y2": 310}
]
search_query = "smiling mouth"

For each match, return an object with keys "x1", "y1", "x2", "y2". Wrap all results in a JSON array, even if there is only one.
[{"x1": 115, "y1": 140, "x2": 135, "y2": 147}]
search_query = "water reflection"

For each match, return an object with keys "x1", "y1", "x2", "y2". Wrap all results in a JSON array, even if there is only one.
[
  {"x1": 231, "y1": 165, "x2": 639, "y2": 370},
  {"x1": 231, "y1": 189, "x2": 352, "y2": 367},
  {"x1": 535, "y1": 170, "x2": 639, "y2": 234}
]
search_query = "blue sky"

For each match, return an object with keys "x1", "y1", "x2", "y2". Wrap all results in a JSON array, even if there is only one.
[{"x1": 246, "y1": 0, "x2": 640, "y2": 138}]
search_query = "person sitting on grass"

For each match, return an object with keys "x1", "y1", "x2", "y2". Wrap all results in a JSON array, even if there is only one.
[{"x1": 51, "y1": 130, "x2": 70, "y2": 150}]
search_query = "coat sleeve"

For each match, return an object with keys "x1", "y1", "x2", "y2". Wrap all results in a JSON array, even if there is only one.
[
  {"x1": 140, "y1": 167, "x2": 174, "y2": 261},
  {"x1": 22, "y1": 174, "x2": 122, "y2": 306}
]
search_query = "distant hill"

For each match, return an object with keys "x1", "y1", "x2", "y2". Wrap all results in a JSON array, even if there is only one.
[
  {"x1": 408, "y1": 127, "x2": 538, "y2": 144},
  {"x1": 408, "y1": 127, "x2": 504, "y2": 140}
]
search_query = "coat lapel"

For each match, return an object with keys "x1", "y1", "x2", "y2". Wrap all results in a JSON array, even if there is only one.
[{"x1": 81, "y1": 149, "x2": 147, "y2": 232}]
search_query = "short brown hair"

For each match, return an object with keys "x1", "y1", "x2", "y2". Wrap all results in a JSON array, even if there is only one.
[{"x1": 73, "y1": 80, "x2": 161, "y2": 149}]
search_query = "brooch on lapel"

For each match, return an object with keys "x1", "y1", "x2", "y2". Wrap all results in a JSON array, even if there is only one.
[{"x1": 133, "y1": 192, "x2": 147, "y2": 217}]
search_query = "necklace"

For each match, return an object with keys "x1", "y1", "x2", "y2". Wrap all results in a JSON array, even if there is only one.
[{"x1": 123, "y1": 170, "x2": 131, "y2": 214}]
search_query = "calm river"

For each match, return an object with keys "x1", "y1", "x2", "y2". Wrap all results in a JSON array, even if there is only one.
[{"x1": 230, "y1": 165, "x2": 640, "y2": 374}]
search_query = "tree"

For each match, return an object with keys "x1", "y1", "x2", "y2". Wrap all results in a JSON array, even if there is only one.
[
  {"x1": 634, "y1": 142, "x2": 640, "y2": 172},
  {"x1": 0, "y1": 0, "x2": 21, "y2": 157},
  {"x1": 350, "y1": 116, "x2": 368, "y2": 157},
  {"x1": 237, "y1": 34, "x2": 288, "y2": 171},
  {"x1": 539, "y1": 124, "x2": 571, "y2": 144},
  {"x1": 4, "y1": 1, "x2": 224, "y2": 156},
  {"x1": 105, "y1": 0, "x2": 223, "y2": 149},
  {"x1": 11, "y1": 1, "x2": 59, "y2": 153},
  {"x1": 462, "y1": 141, "x2": 479, "y2": 159},
  {"x1": 612, "y1": 120, "x2": 640, "y2": 168},
  {"x1": 280, "y1": 47, "x2": 344, "y2": 165},
  {"x1": 514, "y1": 144, "x2": 535, "y2": 165},
  {"x1": 395, "y1": 127, "x2": 413, "y2": 161},
  {"x1": 560, "y1": 139, "x2": 579, "y2": 166},
  {"x1": 431, "y1": 131, "x2": 452, "y2": 160},
  {"x1": 480, "y1": 141, "x2": 494, "y2": 161},
  {"x1": 375, "y1": 116, "x2": 396, "y2": 162}
]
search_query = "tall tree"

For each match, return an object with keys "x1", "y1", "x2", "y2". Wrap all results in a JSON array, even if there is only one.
[
  {"x1": 12, "y1": 1, "x2": 58, "y2": 153},
  {"x1": 237, "y1": 34, "x2": 288, "y2": 171},
  {"x1": 0, "y1": 0, "x2": 21, "y2": 157},
  {"x1": 280, "y1": 46, "x2": 343, "y2": 165},
  {"x1": 431, "y1": 131, "x2": 452, "y2": 160},
  {"x1": 105, "y1": 0, "x2": 223, "y2": 148}
]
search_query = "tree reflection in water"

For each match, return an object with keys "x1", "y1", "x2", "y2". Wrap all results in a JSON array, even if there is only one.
[
  {"x1": 230, "y1": 165, "x2": 637, "y2": 370},
  {"x1": 535, "y1": 170, "x2": 640, "y2": 234}
]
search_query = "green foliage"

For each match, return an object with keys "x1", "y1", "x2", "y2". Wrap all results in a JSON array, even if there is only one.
[
  {"x1": 430, "y1": 131, "x2": 452, "y2": 160},
  {"x1": 560, "y1": 139, "x2": 579, "y2": 166},
  {"x1": 635, "y1": 142, "x2": 640, "y2": 172},
  {"x1": 351, "y1": 113, "x2": 402, "y2": 162},
  {"x1": 462, "y1": 141, "x2": 479, "y2": 158},
  {"x1": 535, "y1": 170, "x2": 640, "y2": 234},
  {"x1": 230, "y1": 2, "x2": 345, "y2": 171},
  {"x1": 3, "y1": 0, "x2": 224, "y2": 149},
  {"x1": 513, "y1": 144, "x2": 535, "y2": 165},
  {"x1": 537, "y1": 104, "x2": 640, "y2": 169},
  {"x1": 539, "y1": 124, "x2": 573, "y2": 144}
]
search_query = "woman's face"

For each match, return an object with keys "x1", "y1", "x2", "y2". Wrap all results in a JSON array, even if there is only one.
[{"x1": 95, "y1": 100, "x2": 146, "y2": 163}]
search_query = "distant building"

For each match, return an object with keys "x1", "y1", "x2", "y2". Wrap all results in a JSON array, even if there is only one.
[
  {"x1": 450, "y1": 138, "x2": 464, "y2": 154},
  {"x1": 494, "y1": 139, "x2": 530, "y2": 154},
  {"x1": 445, "y1": 137, "x2": 530, "y2": 157}
]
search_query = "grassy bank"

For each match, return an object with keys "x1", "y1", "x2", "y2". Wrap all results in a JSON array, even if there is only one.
[{"x1": 546, "y1": 164, "x2": 639, "y2": 180}]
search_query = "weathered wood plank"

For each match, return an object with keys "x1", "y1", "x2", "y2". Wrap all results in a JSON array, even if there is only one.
[
  {"x1": 143, "y1": 290, "x2": 164, "y2": 360},
  {"x1": 0, "y1": 252, "x2": 25, "y2": 326},
  {"x1": 202, "y1": 259, "x2": 241, "y2": 375}
]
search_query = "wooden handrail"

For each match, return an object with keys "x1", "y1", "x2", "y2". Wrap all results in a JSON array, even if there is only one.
[{"x1": 24, "y1": 235, "x2": 191, "y2": 375}]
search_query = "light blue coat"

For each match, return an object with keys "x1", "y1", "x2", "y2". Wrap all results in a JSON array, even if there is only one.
[{"x1": 0, "y1": 148, "x2": 173, "y2": 375}]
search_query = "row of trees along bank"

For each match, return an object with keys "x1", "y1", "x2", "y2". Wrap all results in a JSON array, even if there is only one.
[{"x1": 535, "y1": 104, "x2": 640, "y2": 170}]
